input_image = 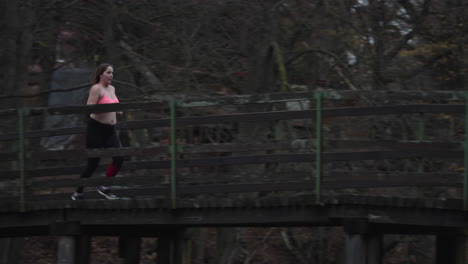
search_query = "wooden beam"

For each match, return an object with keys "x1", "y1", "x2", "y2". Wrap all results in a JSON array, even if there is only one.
[
  {"x1": 0, "y1": 199, "x2": 466, "y2": 231},
  {"x1": 118, "y1": 104, "x2": 465, "y2": 129},
  {"x1": 0, "y1": 104, "x2": 464, "y2": 141},
  {"x1": 3, "y1": 148, "x2": 463, "y2": 180},
  {"x1": 25, "y1": 139, "x2": 463, "y2": 161},
  {"x1": 49, "y1": 221, "x2": 81, "y2": 236},
  {"x1": 28, "y1": 101, "x2": 167, "y2": 116},
  {"x1": 0, "y1": 91, "x2": 465, "y2": 118},
  {"x1": 27, "y1": 171, "x2": 462, "y2": 200}
]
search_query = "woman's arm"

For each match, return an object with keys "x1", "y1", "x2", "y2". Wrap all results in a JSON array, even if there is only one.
[{"x1": 87, "y1": 85, "x2": 101, "y2": 105}]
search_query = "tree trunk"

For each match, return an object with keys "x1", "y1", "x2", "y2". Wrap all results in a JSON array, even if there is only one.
[
  {"x1": 103, "y1": 0, "x2": 119, "y2": 64},
  {"x1": 369, "y1": 0, "x2": 387, "y2": 89},
  {"x1": 3, "y1": 0, "x2": 20, "y2": 101},
  {"x1": 3, "y1": 0, "x2": 34, "y2": 108}
]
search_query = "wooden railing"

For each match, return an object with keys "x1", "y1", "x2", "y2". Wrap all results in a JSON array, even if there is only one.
[{"x1": 0, "y1": 91, "x2": 467, "y2": 212}]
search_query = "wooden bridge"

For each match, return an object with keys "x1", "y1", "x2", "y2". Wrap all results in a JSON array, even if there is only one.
[{"x1": 0, "y1": 91, "x2": 467, "y2": 264}]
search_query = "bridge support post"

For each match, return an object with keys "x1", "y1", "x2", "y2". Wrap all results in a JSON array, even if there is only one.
[
  {"x1": 119, "y1": 236, "x2": 142, "y2": 264},
  {"x1": 436, "y1": 235, "x2": 466, "y2": 264},
  {"x1": 74, "y1": 235, "x2": 90, "y2": 264},
  {"x1": 345, "y1": 233, "x2": 382, "y2": 264},
  {"x1": 157, "y1": 236, "x2": 171, "y2": 264},
  {"x1": 57, "y1": 236, "x2": 76, "y2": 264},
  {"x1": 157, "y1": 229, "x2": 191, "y2": 264},
  {"x1": 56, "y1": 235, "x2": 90, "y2": 264},
  {"x1": 344, "y1": 219, "x2": 382, "y2": 264},
  {"x1": 52, "y1": 222, "x2": 89, "y2": 264}
]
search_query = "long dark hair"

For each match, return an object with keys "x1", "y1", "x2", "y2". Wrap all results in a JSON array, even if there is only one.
[
  {"x1": 85, "y1": 63, "x2": 113, "y2": 107},
  {"x1": 92, "y1": 63, "x2": 113, "y2": 84}
]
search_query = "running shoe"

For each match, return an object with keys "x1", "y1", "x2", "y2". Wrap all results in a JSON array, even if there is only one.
[
  {"x1": 98, "y1": 187, "x2": 119, "y2": 200},
  {"x1": 71, "y1": 192, "x2": 84, "y2": 200}
]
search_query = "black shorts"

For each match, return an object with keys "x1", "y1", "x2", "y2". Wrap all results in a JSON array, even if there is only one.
[{"x1": 85, "y1": 118, "x2": 121, "y2": 149}]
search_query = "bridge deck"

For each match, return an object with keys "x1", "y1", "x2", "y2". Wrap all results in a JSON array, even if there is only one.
[{"x1": 0, "y1": 194, "x2": 465, "y2": 238}]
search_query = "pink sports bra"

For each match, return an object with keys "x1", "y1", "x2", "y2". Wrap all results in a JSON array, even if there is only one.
[{"x1": 97, "y1": 94, "x2": 119, "y2": 104}]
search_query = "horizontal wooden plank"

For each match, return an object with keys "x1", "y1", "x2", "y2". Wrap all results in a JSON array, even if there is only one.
[
  {"x1": 323, "y1": 150, "x2": 463, "y2": 161},
  {"x1": 30, "y1": 171, "x2": 309, "y2": 189},
  {"x1": 136, "y1": 104, "x2": 464, "y2": 128},
  {"x1": 27, "y1": 173, "x2": 462, "y2": 205},
  {"x1": 0, "y1": 149, "x2": 463, "y2": 180},
  {"x1": 29, "y1": 171, "x2": 462, "y2": 191},
  {"x1": 0, "y1": 165, "x2": 86, "y2": 179},
  {"x1": 0, "y1": 109, "x2": 18, "y2": 117},
  {"x1": 324, "y1": 171, "x2": 462, "y2": 188},
  {"x1": 28, "y1": 101, "x2": 168, "y2": 116},
  {"x1": 327, "y1": 140, "x2": 462, "y2": 152},
  {"x1": 22, "y1": 139, "x2": 463, "y2": 161},
  {"x1": 30, "y1": 146, "x2": 169, "y2": 160},
  {"x1": 0, "y1": 127, "x2": 84, "y2": 141},
  {"x1": 24, "y1": 187, "x2": 166, "y2": 202},
  {"x1": 0, "y1": 152, "x2": 17, "y2": 161},
  {"x1": 178, "y1": 170, "x2": 463, "y2": 187},
  {"x1": 29, "y1": 142, "x2": 297, "y2": 161},
  {"x1": 0, "y1": 133, "x2": 19, "y2": 141},
  {"x1": 169, "y1": 150, "x2": 462, "y2": 168},
  {"x1": 324, "y1": 104, "x2": 463, "y2": 117},
  {"x1": 30, "y1": 175, "x2": 165, "y2": 189},
  {"x1": 1, "y1": 91, "x2": 466, "y2": 118},
  {"x1": 177, "y1": 91, "x2": 468, "y2": 107},
  {"x1": 1, "y1": 104, "x2": 464, "y2": 141},
  {"x1": 179, "y1": 140, "x2": 462, "y2": 153}
]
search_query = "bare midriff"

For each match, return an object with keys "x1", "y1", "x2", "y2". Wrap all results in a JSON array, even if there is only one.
[{"x1": 90, "y1": 112, "x2": 117, "y2": 125}]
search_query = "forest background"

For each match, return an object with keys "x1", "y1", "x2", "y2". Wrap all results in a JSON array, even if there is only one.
[{"x1": 0, "y1": 0, "x2": 467, "y2": 263}]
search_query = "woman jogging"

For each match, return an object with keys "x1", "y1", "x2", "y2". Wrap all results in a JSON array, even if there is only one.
[{"x1": 71, "y1": 63, "x2": 124, "y2": 200}]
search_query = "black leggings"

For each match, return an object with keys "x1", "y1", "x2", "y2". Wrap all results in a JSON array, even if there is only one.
[{"x1": 77, "y1": 118, "x2": 124, "y2": 193}]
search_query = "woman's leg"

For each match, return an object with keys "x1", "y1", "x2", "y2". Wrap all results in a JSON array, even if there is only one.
[
  {"x1": 97, "y1": 126, "x2": 124, "y2": 199},
  {"x1": 106, "y1": 156, "x2": 123, "y2": 178},
  {"x1": 75, "y1": 118, "x2": 103, "y2": 194},
  {"x1": 104, "y1": 128, "x2": 124, "y2": 178},
  {"x1": 76, "y1": 157, "x2": 100, "y2": 193}
]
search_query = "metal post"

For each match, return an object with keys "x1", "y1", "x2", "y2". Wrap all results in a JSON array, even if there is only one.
[
  {"x1": 18, "y1": 108, "x2": 26, "y2": 212},
  {"x1": 170, "y1": 99, "x2": 177, "y2": 209},
  {"x1": 315, "y1": 92, "x2": 323, "y2": 204},
  {"x1": 464, "y1": 93, "x2": 468, "y2": 210}
]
